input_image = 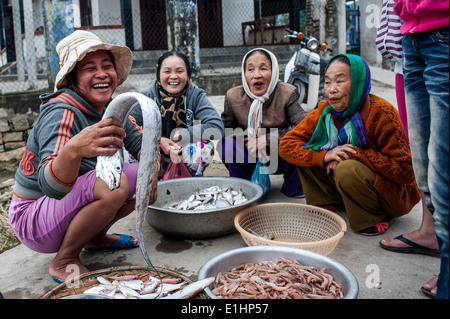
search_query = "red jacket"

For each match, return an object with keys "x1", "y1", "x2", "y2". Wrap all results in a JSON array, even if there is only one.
[{"x1": 279, "y1": 94, "x2": 420, "y2": 215}]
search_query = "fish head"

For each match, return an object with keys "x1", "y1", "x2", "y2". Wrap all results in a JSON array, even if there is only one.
[{"x1": 96, "y1": 149, "x2": 124, "y2": 190}]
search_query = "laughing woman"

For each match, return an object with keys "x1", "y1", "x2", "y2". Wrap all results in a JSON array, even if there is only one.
[
  {"x1": 8, "y1": 31, "x2": 158, "y2": 283},
  {"x1": 137, "y1": 51, "x2": 224, "y2": 178},
  {"x1": 219, "y1": 48, "x2": 307, "y2": 197},
  {"x1": 279, "y1": 54, "x2": 420, "y2": 235}
]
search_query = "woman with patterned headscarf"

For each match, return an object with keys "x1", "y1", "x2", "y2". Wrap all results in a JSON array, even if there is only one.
[
  {"x1": 137, "y1": 51, "x2": 224, "y2": 177},
  {"x1": 280, "y1": 54, "x2": 420, "y2": 236}
]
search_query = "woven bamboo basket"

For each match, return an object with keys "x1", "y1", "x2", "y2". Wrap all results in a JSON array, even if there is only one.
[
  {"x1": 39, "y1": 265, "x2": 207, "y2": 299},
  {"x1": 234, "y1": 203, "x2": 347, "y2": 256}
]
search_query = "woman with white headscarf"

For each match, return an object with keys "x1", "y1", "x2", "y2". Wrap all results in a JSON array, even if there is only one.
[{"x1": 219, "y1": 48, "x2": 307, "y2": 197}]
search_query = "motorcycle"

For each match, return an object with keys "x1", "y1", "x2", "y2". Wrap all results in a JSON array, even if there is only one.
[{"x1": 284, "y1": 28, "x2": 331, "y2": 112}]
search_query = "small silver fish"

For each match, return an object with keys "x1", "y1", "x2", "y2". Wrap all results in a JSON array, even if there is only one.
[
  {"x1": 120, "y1": 279, "x2": 145, "y2": 291},
  {"x1": 83, "y1": 286, "x2": 113, "y2": 296},
  {"x1": 166, "y1": 186, "x2": 247, "y2": 211},
  {"x1": 162, "y1": 277, "x2": 215, "y2": 299},
  {"x1": 118, "y1": 283, "x2": 141, "y2": 298}
]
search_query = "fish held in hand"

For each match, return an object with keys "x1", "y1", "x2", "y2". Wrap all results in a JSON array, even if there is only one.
[
  {"x1": 96, "y1": 148, "x2": 124, "y2": 191},
  {"x1": 95, "y1": 92, "x2": 162, "y2": 289}
]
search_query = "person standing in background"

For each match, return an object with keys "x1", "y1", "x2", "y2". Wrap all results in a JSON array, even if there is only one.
[
  {"x1": 392, "y1": 0, "x2": 449, "y2": 299},
  {"x1": 376, "y1": 0, "x2": 441, "y2": 295}
]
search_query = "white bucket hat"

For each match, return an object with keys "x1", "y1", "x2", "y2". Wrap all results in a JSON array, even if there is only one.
[{"x1": 54, "y1": 30, "x2": 133, "y2": 91}]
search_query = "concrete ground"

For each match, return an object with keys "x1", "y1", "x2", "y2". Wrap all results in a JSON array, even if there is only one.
[{"x1": 0, "y1": 66, "x2": 440, "y2": 299}]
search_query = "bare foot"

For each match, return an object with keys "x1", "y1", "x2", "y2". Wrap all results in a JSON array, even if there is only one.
[{"x1": 49, "y1": 257, "x2": 89, "y2": 283}]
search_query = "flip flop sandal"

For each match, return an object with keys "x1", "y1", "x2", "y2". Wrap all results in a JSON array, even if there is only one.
[
  {"x1": 109, "y1": 233, "x2": 139, "y2": 249},
  {"x1": 379, "y1": 235, "x2": 440, "y2": 257},
  {"x1": 84, "y1": 233, "x2": 139, "y2": 251},
  {"x1": 420, "y1": 286, "x2": 436, "y2": 299}
]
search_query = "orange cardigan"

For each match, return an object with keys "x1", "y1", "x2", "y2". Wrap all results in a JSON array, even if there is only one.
[{"x1": 280, "y1": 94, "x2": 420, "y2": 215}]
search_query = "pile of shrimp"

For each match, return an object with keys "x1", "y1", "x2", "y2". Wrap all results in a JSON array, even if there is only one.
[{"x1": 212, "y1": 257, "x2": 344, "y2": 299}]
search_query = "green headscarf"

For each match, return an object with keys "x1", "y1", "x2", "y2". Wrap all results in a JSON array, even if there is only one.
[{"x1": 303, "y1": 54, "x2": 371, "y2": 150}]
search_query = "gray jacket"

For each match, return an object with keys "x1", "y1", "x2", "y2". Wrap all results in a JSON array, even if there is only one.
[
  {"x1": 138, "y1": 81, "x2": 224, "y2": 142},
  {"x1": 13, "y1": 89, "x2": 143, "y2": 199}
]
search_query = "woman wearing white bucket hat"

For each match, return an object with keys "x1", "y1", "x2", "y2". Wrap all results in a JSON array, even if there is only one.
[{"x1": 8, "y1": 30, "x2": 157, "y2": 283}]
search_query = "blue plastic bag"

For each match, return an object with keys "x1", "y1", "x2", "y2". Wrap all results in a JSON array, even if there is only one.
[{"x1": 251, "y1": 159, "x2": 271, "y2": 194}]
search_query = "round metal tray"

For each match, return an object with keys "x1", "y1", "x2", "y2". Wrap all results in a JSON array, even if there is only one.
[
  {"x1": 198, "y1": 246, "x2": 359, "y2": 299},
  {"x1": 146, "y1": 177, "x2": 263, "y2": 238}
]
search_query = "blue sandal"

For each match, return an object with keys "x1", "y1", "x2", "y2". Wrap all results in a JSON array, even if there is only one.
[
  {"x1": 84, "y1": 233, "x2": 139, "y2": 251},
  {"x1": 109, "y1": 233, "x2": 139, "y2": 249}
]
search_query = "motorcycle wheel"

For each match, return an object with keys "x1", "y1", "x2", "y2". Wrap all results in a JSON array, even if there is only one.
[{"x1": 293, "y1": 79, "x2": 307, "y2": 105}]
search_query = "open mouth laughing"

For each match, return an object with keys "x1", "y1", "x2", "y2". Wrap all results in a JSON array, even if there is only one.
[{"x1": 93, "y1": 83, "x2": 110, "y2": 90}]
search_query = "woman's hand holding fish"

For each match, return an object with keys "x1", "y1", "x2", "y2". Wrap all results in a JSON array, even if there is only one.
[
  {"x1": 71, "y1": 118, "x2": 126, "y2": 158},
  {"x1": 51, "y1": 118, "x2": 125, "y2": 186}
]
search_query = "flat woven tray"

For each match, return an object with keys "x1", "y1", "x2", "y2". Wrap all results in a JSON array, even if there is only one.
[{"x1": 39, "y1": 265, "x2": 208, "y2": 299}]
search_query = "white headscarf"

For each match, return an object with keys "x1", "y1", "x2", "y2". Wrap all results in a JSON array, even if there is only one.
[{"x1": 242, "y1": 48, "x2": 279, "y2": 137}]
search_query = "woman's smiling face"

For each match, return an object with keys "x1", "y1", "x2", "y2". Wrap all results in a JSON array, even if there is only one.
[
  {"x1": 159, "y1": 55, "x2": 189, "y2": 95},
  {"x1": 324, "y1": 61, "x2": 352, "y2": 113},
  {"x1": 70, "y1": 50, "x2": 118, "y2": 112},
  {"x1": 244, "y1": 52, "x2": 272, "y2": 96}
]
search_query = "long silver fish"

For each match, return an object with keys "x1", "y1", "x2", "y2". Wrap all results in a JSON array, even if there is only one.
[{"x1": 95, "y1": 92, "x2": 162, "y2": 285}]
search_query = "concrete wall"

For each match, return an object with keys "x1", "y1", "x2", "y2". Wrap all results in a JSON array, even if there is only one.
[{"x1": 358, "y1": 0, "x2": 383, "y2": 66}]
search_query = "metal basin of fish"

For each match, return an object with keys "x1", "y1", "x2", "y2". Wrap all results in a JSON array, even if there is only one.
[
  {"x1": 198, "y1": 246, "x2": 359, "y2": 299},
  {"x1": 146, "y1": 177, "x2": 263, "y2": 238}
]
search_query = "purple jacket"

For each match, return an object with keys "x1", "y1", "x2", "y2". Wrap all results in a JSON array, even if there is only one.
[{"x1": 394, "y1": 0, "x2": 449, "y2": 34}]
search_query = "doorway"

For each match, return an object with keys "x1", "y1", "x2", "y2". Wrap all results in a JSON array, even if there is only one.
[
  {"x1": 140, "y1": 0, "x2": 168, "y2": 50},
  {"x1": 198, "y1": 0, "x2": 223, "y2": 48}
]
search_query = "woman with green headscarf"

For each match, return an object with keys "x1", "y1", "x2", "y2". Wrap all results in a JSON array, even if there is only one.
[{"x1": 280, "y1": 54, "x2": 420, "y2": 236}]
